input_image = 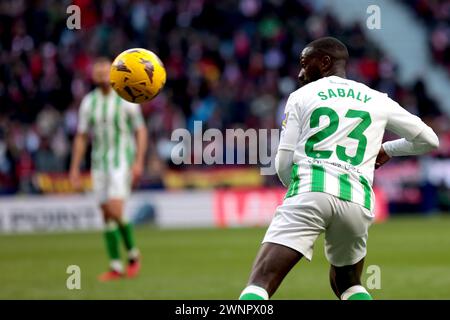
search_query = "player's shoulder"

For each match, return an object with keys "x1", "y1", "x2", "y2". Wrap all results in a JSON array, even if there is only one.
[
  {"x1": 115, "y1": 92, "x2": 141, "y2": 112},
  {"x1": 342, "y1": 77, "x2": 391, "y2": 100},
  {"x1": 289, "y1": 76, "x2": 348, "y2": 98},
  {"x1": 289, "y1": 79, "x2": 321, "y2": 98},
  {"x1": 81, "y1": 88, "x2": 100, "y2": 104},
  {"x1": 85, "y1": 88, "x2": 100, "y2": 99},
  {"x1": 78, "y1": 89, "x2": 97, "y2": 110},
  {"x1": 287, "y1": 77, "x2": 337, "y2": 107},
  {"x1": 287, "y1": 76, "x2": 392, "y2": 106}
]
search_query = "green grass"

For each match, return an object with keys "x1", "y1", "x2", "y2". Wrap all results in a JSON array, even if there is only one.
[{"x1": 1, "y1": 215, "x2": 450, "y2": 299}]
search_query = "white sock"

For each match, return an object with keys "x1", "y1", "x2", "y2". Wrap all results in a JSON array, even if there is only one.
[
  {"x1": 106, "y1": 220, "x2": 118, "y2": 230},
  {"x1": 110, "y1": 259, "x2": 123, "y2": 273},
  {"x1": 128, "y1": 248, "x2": 140, "y2": 260},
  {"x1": 239, "y1": 285, "x2": 269, "y2": 300},
  {"x1": 118, "y1": 216, "x2": 129, "y2": 225},
  {"x1": 341, "y1": 285, "x2": 370, "y2": 300}
]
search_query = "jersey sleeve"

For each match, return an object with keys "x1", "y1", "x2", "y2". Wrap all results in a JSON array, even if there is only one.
[
  {"x1": 384, "y1": 96, "x2": 426, "y2": 140},
  {"x1": 124, "y1": 101, "x2": 145, "y2": 130},
  {"x1": 77, "y1": 95, "x2": 91, "y2": 134},
  {"x1": 278, "y1": 94, "x2": 301, "y2": 152}
]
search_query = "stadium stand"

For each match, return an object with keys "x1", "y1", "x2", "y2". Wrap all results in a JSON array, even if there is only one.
[{"x1": 0, "y1": 0, "x2": 449, "y2": 212}]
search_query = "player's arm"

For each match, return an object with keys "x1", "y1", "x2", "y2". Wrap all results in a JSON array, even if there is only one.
[
  {"x1": 375, "y1": 99, "x2": 439, "y2": 169},
  {"x1": 128, "y1": 103, "x2": 148, "y2": 185},
  {"x1": 275, "y1": 97, "x2": 301, "y2": 187},
  {"x1": 69, "y1": 98, "x2": 90, "y2": 189},
  {"x1": 69, "y1": 133, "x2": 88, "y2": 188},
  {"x1": 275, "y1": 150, "x2": 294, "y2": 187},
  {"x1": 132, "y1": 124, "x2": 148, "y2": 184}
]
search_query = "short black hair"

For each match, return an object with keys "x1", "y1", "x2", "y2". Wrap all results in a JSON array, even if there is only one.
[
  {"x1": 94, "y1": 56, "x2": 112, "y2": 64},
  {"x1": 306, "y1": 37, "x2": 349, "y2": 62}
]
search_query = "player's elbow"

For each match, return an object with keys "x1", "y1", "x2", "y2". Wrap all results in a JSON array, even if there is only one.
[
  {"x1": 428, "y1": 134, "x2": 439, "y2": 151},
  {"x1": 75, "y1": 133, "x2": 88, "y2": 143},
  {"x1": 275, "y1": 155, "x2": 286, "y2": 187},
  {"x1": 417, "y1": 126, "x2": 439, "y2": 153},
  {"x1": 277, "y1": 172, "x2": 290, "y2": 188},
  {"x1": 424, "y1": 127, "x2": 439, "y2": 151},
  {"x1": 275, "y1": 150, "x2": 294, "y2": 187}
]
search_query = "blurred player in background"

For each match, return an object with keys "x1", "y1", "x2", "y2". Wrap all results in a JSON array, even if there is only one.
[
  {"x1": 69, "y1": 57, "x2": 148, "y2": 281},
  {"x1": 239, "y1": 37, "x2": 439, "y2": 300}
]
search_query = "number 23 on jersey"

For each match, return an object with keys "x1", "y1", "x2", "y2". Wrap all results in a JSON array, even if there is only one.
[{"x1": 305, "y1": 107, "x2": 372, "y2": 166}]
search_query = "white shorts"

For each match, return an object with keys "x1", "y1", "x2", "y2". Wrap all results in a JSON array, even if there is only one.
[
  {"x1": 263, "y1": 192, "x2": 375, "y2": 267},
  {"x1": 92, "y1": 168, "x2": 132, "y2": 204}
]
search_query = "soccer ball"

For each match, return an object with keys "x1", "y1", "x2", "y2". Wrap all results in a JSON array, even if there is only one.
[{"x1": 110, "y1": 48, "x2": 166, "y2": 103}]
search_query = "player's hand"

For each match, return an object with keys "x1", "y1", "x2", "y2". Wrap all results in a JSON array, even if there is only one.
[
  {"x1": 131, "y1": 161, "x2": 144, "y2": 187},
  {"x1": 69, "y1": 168, "x2": 81, "y2": 190},
  {"x1": 375, "y1": 146, "x2": 391, "y2": 169}
]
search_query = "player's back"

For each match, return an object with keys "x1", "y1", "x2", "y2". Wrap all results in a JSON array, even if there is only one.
[{"x1": 284, "y1": 75, "x2": 422, "y2": 211}]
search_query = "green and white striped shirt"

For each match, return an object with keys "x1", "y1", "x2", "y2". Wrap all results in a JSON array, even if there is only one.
[
  {"x1": 280, "y1": 76, "x2": 426, "y2": 211},
  {"x1": 77, "y1": 88, "x2": 145, "y2": 172},
  {"x1": 285, "y1": 159, "x2": 373, "y2": 210}
]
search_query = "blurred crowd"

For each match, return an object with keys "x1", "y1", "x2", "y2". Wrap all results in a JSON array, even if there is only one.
[
  {"x1": 404, "y1": 0, "x2": 450, "y2": 73},
  {"x1": 0, "y1": 0, "x2": 449, "y2": 195}
]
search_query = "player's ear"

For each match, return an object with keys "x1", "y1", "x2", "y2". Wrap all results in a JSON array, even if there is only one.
[{"x1": 320, "y1": 55, "x2": 332, "y2": 72}]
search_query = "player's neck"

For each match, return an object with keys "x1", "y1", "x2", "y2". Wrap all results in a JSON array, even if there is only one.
[
  {"x1": 99, "y1": 85, "x2": 111, "y2": 95},
  {"x1": 325, "y1": 68, "x2": 346, "y2": 79}
]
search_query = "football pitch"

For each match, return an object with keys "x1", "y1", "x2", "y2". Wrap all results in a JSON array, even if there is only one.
[{"x1": 1, "y1": 215, "x2": 450, "y2": 300}]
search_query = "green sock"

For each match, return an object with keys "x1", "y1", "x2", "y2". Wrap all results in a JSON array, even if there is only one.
[
  {"x1": 341, "y1": 285, "x2": 373, "y2": 300},
  {"x1": 239, "y1": 285, "x2": 269, "y2": 300},
  {"x1": 104, "y1": 222, "x2": 121, "y2": 260},
  {"x1": 347, "y1": 292, "x2": 373, "y2": 300},
  {"x1": 240, "y1": 293, "x2": 266, "y2": 300},
  {"x1": 118, "y1": 220, "x2": 136, "y2": 251}
]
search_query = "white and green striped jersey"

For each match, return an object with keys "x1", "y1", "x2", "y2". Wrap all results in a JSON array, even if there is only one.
[
  {"x1": 279, "y1": 76, "x2": 427, "y2": 211},
  {"x1": 77, "y1": 88, "x2": 145, "y2": 172}
]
